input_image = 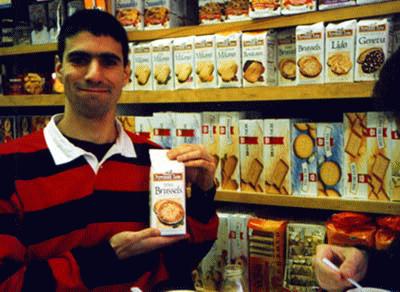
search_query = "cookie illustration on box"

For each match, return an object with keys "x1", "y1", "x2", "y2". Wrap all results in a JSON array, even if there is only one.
[
  {"x1": 357, "y1": 47, "x2": 385, "y2": 74},
  {"x1": 196, "y1": 61, "x2": 215, "y2": 82},
  {"x1": 243, "y1": 60, "x2": 265, "y2": 83},
  {"x1": 154, "y1": 199, "x2": 185, "y2": 226},
  {"x1": 135, "y1": 65, "x2": 151, "y2": 85},
  {"x1": 291, "y1": 121, "x2": 318, "y2": 196},
  {"x1": 218, "y1": 60, "x2": 238, "y2": 82},
  {"x1": 279, "y1": 58, "x2": 296, "y2": 80},
  {"x1": 327, "y1": 53, "x2": 352, "y2": 75},
  {"x1": 297, "y1": 56, "x2": 322, "y2": 78}
]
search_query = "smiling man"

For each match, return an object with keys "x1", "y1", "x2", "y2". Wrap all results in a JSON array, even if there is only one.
[{"x1": 0, "y1": 9, "x2": 218, "y2": 291}]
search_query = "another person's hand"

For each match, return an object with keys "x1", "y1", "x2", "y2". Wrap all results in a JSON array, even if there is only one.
[
  {"x1": 110, "y1": 228, "x2": 188, "y2": 260},
  {"x1": 167, "y1": 144, "x2": 216, "y2": 191},
  {"x1": 313, "y1": 244, "x2": 368, "y2": 291}
]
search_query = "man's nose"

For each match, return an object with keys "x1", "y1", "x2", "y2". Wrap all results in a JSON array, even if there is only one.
[{"x1": 85, "y1": 59, "x2": 103, "y2": 81}]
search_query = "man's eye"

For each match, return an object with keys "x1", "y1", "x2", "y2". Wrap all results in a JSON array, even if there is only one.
[
  {"x1": 69, "y1": 55, "x2": 90, "y2": 65},
  {"x1": 101, "y1": 57, "x2": 119, "y2": 67}
]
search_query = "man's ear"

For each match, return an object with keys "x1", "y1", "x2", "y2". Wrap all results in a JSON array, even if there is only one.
[
  {"x1": 54, "y1": 55, "x2": 64, "y2": 82},
  {"x1": 123, "y1": 61, "x2": 132, "y2": 86}
]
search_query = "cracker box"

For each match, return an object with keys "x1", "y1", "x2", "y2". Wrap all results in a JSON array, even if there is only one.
[
  {"x1": 249, "y1": 0, "x2": 281, "y2": 19},
  {"x1": 149, "y1": 149, "x2": 186, "y2": 236},
  {"x1": 355, "y1": 18, "x2": 393, "y2": 82},
  {"x1": 219, "y1": 112, "x2": 242, "y2": 191},
  {"x1": 133, "y1": 42, "x2": 153, "y2": 91},
  {"x1": 318, "y1": 0, "x2": 355, "y2": 10},
  {"x1": 202, "y1": 112, "x2": 221, "y2": 188},
  {"x1": 229, "y1": 213, "x2": 250, "y2": 288},
  {"x1": 277, "y1": 28, "x2": 297, "y2": 86},
  {"x1": 281, "y1": 0, "x2": 316, "y2": 15},
  {"x1": 316, "y1": 123, "x2": 344, "y2": 198},
  {"x1": 239, "y1": 119, "x2": 264, "y2": 192},
  {"x1": 366, "y1": 112, "x2": 392, "y2": 201},
  {"x1": 263, "y1": 119, "x2": 292, "y2": 195},
  {"x1": 199, "y1": 212, "x2": 231, "y2": 290},
  {"x1": 151, "y1": 38, "x2": 174, "y2": 90},
  {"x1": 144, "y1": 0, "x2": 184, "y2": 30},
  {"x1": 151, "y1": 112, "x2": 175, "y2": 149},
  {"x1": 174, "y1": 112, "x2": 202, "y2": 147},
  {"x1": 248, "y1": 218, "x2": 287, "y2": 292},
  {"x1": 194, "y1": 34, "x2": 218, "y2": 89},
  {"x1": 16, "y1": 116, "x2": 32, "y2": 137},
  {"x1": 198, "y1": 0, "x2": 225, "y2": 25},
  {"x1": 284, "y1": 223, "x2": 326, "y2": 291},
  {"x1": 291, "y1": 121, "x2": 318, "y2": 196},
  {"x1": 115, "y1": 0, "x2": 144, "y2": 31},
  {"x1": 296, "y1": 22, "x2": 325, "y2": 85},
  {"x1": 389, "y1": 114, "x2": 400, "y2": 201},
  {"x1": 225, "y1": 0, "x2": 251, "y2": 22},
  {"x1": 343, "y1": 113, "x2": 369, "y2": 200},
  {"x1": 325, "y1": 20, "x2": 356, "y2": 83},
  {"x1": 242, "y1": 30, "x2": 277, "y2": 88},
  {"x1": 173, "y1": 36, "x2": 196, "y2": 90},
  {"x1": 0, "y1": 116, "x2": 15, "y2": 143},
  {"x1": 216, "y1": 32, "x2": 242, "y2": 88},
  {"x1": 134, "y1": 116, "x2": 153, "y2": 140}
]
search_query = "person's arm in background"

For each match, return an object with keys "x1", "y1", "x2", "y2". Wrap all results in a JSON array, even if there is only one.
[{"x1": 313, "y1": 237, "x2": 400, "y2": 291}]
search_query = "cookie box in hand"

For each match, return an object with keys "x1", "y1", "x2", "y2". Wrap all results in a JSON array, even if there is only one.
[{"x1": 149, "y1": 149, "x2": 186, "y2": 236}]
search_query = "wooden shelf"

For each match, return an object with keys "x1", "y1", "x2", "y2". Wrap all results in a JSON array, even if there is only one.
[
  {"x1": 216, "y1": 191, "x2": 400, "y2": 215},
  {"x1": 0, "y1": 43, "x2": 57, "y2": 57},
  {"x1": 0, "y1": 82, "x2": 374, "y2": 106},
  {"x1": 0, "y1": 94, "x2": 65, "y2": 107},
  {"x1": 1, "y1": 1, "x2": 399, "y2": 56},
  {"x1": 119, "y1": 82, "x2": 374, "y2": 104},
  {"x1": 128, "y1": 1, "x2": 400, "y2": 41}
]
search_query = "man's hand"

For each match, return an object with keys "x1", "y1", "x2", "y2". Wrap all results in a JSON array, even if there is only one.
[
  {"x1": 312, "y1": 244, "x2": 368, "y2": 291},
  {"x1": 109, "y1": 228, "x2": 187, "y2": 260},
  {"x1": 167, "y1": 144, "x2": 216, "y2": 191}
]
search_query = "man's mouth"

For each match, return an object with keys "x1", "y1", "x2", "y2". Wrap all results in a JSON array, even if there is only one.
[{"x1": 78, "y1": 87, "x2": 110, "y2": 93}]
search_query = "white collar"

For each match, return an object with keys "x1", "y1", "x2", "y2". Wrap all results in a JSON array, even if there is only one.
[{"x1": 44, "y1": 114, "x2": 136, "y2": 173}]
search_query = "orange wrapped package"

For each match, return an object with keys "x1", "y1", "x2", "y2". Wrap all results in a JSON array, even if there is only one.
[
  {"x1": 326, "y1": 212, "x2": 376, "y2": 248},
  {"x1": 375, "y1": 216, "x2": 400, "y2": 250},
  {"x1": 247, "y1": 218, "x2": 287, "y2": 292}
]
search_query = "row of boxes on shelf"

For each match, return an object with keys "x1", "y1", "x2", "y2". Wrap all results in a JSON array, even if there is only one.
[
  {"x1": 126, "y1": 16, "x2": 399, "y2": 92},
  {"x1": 198, "y1": 0, "x2": 392, "y2": 22},
  {"x1": 112, "y1": 0, "x2": 393, "y2": 31},
  {"x1": 133, "y1": 111, "x2": 400, "y2": 201},
  {"x1": 3, "y1": 112, "x2": 400, "y2": 202},
  {"x1": 194, "y1": 211, "x2": 400, "y2": 291},
  {"x1": 2, "y1": 15, "x2": 398, "y2": 95}
]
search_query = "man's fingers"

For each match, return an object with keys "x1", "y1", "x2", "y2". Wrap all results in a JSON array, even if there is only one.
[{"x1": 135, "y1": 228, "x2": 161, "y2": 241}]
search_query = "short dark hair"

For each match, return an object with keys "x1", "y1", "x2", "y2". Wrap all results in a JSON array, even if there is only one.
[
  {"x1": 373, "y1": 48, "x2": 400, "y2": 111},
  {"x1": 57, "y1": 9, "x2": 129, "y2": 66}
]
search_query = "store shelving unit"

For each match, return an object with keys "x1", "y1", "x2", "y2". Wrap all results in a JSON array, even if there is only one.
[{"x1": 1, "y1": 1, "x2": 400, "y2": 215}]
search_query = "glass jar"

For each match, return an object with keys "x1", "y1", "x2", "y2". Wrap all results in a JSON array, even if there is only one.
[{"x1": 221, "y1": 264, "x2": 248, "y2": 292}]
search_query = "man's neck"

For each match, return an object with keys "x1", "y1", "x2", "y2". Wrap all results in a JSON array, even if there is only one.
[{"x1": 57, "y1": 112, "x2": 118, "y2": 144}]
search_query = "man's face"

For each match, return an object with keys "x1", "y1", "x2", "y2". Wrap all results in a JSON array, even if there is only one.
[{"x1": 56, "y1": 31, "x2": 130, "y2": 119}]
